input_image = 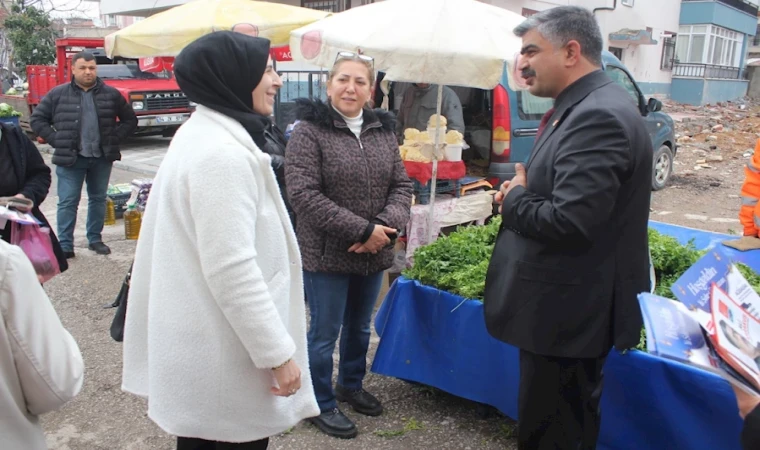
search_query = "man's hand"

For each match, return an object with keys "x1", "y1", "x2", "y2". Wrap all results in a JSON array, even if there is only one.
[
  {"x1": 731, "y1": 384, "x2": 760, "y2": 419},
  {"x1": 494, "y1": 163, "x2": 527, "y2": 213}
]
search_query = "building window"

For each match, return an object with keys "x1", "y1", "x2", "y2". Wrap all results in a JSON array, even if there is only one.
[
  {"x1": 661, "y1": 34, "x2": 676, "y2": 71},
  {"x1": 621, "y1": 0, "x2": 634, "y2": 6},
  {"x1": 522, "y1": 8, "x2": 538, "y2": 17},
  {"x1": 676, "y1": 24, "x2": 743, "y2": 67},
  {"x1": 302, "y1": 0, "x2": 344, "y2": 12},
  {"x1": 609, "y1": 47, "x2": 624, "y2": 61}
]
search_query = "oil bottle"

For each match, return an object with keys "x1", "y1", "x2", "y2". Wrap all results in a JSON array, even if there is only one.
[
  {"x1": 124, "y1": 204, "x2": 142, "y2": 240},
  {"x1": 104, "y1": 197, "x2": 116, "y2": 226}
]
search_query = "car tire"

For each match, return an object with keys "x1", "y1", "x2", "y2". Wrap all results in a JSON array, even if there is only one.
[{"x1": 652, "y1": 145, "x2": 673, "y2": 191}]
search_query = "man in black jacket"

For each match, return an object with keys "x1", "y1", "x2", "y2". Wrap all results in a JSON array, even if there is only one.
[
  {"x1": 484, "y1": 7, "x2": 652, "y2": 450},
  {"x1": 31, "y1": 51, "x2": 137, "y2": 258}
]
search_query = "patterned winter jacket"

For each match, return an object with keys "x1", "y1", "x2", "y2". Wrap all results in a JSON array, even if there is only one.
[{"x1": 285, "y1": 99, "x2": 413, "y2": 275}]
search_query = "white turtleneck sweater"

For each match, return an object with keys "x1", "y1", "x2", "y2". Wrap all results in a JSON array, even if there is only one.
[{"x1": 336, "y1": 108, "x2": 363, "y2": 142}]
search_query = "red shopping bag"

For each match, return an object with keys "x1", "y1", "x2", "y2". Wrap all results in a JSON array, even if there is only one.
[{"x1": 11, "y1": 222, "x2": 61, "y2": 283}]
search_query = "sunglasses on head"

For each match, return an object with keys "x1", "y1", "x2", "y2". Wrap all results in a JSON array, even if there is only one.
[{"x1": 335, "y1": 51, "x2": 375, "y2": 70}]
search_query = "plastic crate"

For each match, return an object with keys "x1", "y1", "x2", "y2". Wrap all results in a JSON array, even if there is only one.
[
  {"x1": 27, "y1": 65, "x2": 59, "y2": 105},
  {"x1": 413, "y1": 178, "x2": 461, "y2": 205},
  {"x1": 108, "y1": 192, "x2": 132, "y2": 219},
  {"x1": 0, "y1": 117, "x2": 19, "y2": 127}
]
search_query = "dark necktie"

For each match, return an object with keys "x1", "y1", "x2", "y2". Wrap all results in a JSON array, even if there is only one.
[{"x1": 536, "y1": 107, "x2": 556, "y2": 139}]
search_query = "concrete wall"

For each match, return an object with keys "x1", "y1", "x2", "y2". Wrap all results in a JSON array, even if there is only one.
[
  {"x1": 480, "y1": 0, "x2": 567, "y2": 15},
  {"x1": 597, "y1": 0, "x2": 680, "y2": 91},
  {"x1": 671, "y1": 77, "x2": 748, "y2": 104},
  {"x1": 679, "y1": 1, "x2": 758, "y2": 35},
  {"x1": 748, "y1": 66, "x2": 760, "y2": 98},
  {"x1": 637, "y1": 81, "x2": 672, "y2": 96},
  {"x1": 487, "y1": 0, "x2": 677, "y2": 95}
]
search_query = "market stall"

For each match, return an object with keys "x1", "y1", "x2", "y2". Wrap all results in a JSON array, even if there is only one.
[
  {"x1": 402, "y1": 191, "x2": 493, "y2": 268},
  {"x1": 371, "y1": 221, "x2": 757, "y2": 450},
  {"x1": 289, "y1": 0, "x2": 526, "y2": 244}
]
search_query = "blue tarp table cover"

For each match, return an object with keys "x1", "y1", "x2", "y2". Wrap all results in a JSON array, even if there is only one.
[{"x1": 370, "y1": 220, "x2": 755, "y2": 449}]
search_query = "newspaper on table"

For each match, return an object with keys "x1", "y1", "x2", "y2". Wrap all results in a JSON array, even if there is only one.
[{"x1": 638, "y1": 247, "x2": 760, "y2": 395}]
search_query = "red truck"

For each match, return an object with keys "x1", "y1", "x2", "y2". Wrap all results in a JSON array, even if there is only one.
[{"x1": 0, "y1": 37, "x2": 193, "y2": 137}]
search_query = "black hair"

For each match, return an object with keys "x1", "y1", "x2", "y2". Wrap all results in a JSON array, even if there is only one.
[
  {"x1": 514, "y1": 6, "x2": 603, "y2": 67},
  {"x1": 72, "y1": 51, "x2": 95, "y2": 65}
]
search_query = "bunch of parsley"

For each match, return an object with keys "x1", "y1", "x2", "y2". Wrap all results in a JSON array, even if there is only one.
[
  {"x1": 403, "y1": 215, "x2": 501, "y2": 300},
  {"x1": 403, "y1": 222, "x2": 760, "y2": 351}
]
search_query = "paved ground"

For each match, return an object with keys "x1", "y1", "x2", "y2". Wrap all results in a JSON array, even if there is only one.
[{"x1": 34, "y1": 143, "x2": 518, "y2": 449}]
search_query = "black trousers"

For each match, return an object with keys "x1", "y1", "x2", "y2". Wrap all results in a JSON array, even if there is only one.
[
  {"x1": 518, "y1": 349, "x2": 607, "y2": 450},
  {"x1": 176, "y1": 437, "x2": 269, "y2": 450}
]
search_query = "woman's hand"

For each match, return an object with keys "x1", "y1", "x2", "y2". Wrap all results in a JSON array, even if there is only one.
[
  {"x1": 349, "y1": 225, "x2": 396, "y2": 254},
  {"x1": 271, "y1": 359, "x2": 301, "y2": 397},
  {"x1": 13, "y1": 193, "x2": 33, "y2": 212}
]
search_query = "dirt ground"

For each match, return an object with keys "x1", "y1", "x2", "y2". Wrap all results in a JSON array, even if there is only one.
[
  {"x1": 651, "y1": 98, "x2": 758, "y2": 235},
  {"x1": 36, "y1": 157, "x2": 517, "y2": 450},
  {"x1": 32, "y1": 98, "x2": 758, "y2": 450}
]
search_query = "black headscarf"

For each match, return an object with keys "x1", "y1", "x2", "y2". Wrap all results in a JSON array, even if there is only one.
[{"x1": 174, "y1": 31, "x2": 272, "y2": 148}]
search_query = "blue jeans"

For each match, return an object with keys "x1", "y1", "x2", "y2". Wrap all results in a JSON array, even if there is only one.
[
  {"x1": 305, "y1": 270, "x2": 385, "y2": 412},
  {"x1": 56, "y1": 156, "x2": 113, "y2": 251}
]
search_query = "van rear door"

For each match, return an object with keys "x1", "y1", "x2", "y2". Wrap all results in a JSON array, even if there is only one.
[{"x1": 487, "y1": 76, "x2": 552, "y2": 184}]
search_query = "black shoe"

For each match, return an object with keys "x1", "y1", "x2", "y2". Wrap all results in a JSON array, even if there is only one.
[
  {"x1": 88, "y1": 242, "x2": 111, "y2": 255},
  {"x1": 335, "y1": 385, "x2": 383, "y2": 416},
  {"x1": 308, "y1": 408, "x2": 358, "y2": 439},
  {"x1": 63, "y1": 251, "x2": 75, "y2": 259}
]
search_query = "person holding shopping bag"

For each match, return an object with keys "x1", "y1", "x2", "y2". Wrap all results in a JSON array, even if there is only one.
[{"x1": 121, "y1": 31, "x2": 319, "y2": 450}]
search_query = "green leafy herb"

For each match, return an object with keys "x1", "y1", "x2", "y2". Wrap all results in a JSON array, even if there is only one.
[
  {"x1": 402, "y1": 216, "x2": 501, "y2": 300},
  {"x1": 403, "y1": 223, "x2": 760, "y2": 353},
  {"x1": 648, "y1": 228, "x2": 703, "y2": 299},
  {"x1": 0, "y1": 103, "x2": 22, "y2": 118}
]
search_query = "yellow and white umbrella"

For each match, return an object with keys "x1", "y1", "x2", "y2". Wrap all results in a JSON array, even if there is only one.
[{"x1": 105, "y1": 0, "x2": 330, "y2": 58}]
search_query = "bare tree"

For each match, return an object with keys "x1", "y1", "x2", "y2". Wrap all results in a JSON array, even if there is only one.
[{"x1": 2, "y1": 1, "x2": 89, "y2": 14}]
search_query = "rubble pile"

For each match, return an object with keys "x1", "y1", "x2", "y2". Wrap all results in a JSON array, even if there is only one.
[{"x1": 663, "y1": 97, "x2": 760, "y2": 177}]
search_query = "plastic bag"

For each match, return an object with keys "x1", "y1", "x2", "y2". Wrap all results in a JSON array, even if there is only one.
[{"x1": 11, "y1": 222, "x2": 61, "y2": 284}]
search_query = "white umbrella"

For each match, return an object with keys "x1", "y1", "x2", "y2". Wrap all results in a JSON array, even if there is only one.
[{"x1": 290, "y1": 0, "x2": 527, "y2": 243}]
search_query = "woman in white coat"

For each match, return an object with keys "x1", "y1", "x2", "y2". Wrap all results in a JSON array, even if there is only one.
[
  {"x1": 0, "y1": 239, "x2": 84, "y2": 450},
  {"x1": 121, "y1": 32, "x2": 319, "y2": 450}
]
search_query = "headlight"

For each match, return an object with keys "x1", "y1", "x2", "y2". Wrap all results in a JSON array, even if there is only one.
[
  {"x1": 188, "y1": 101, "x2": 197, "y2": 107},
  {"x1": 132, "y1": 102, "x2": 144, "y2": 110}
]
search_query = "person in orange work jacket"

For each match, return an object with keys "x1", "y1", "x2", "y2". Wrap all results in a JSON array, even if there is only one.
[{"x1": 724, "y1": 139, "x2": 760, "y2": 251}]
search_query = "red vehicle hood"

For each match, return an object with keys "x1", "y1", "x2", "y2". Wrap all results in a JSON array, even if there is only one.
[{"x1": 104, "y1": 78, "x2": 181, "y2": 95}]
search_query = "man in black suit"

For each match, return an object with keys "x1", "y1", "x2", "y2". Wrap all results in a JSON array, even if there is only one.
[{"x1": 484, "y1": 6, "x2": 652, "y2": 450}]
